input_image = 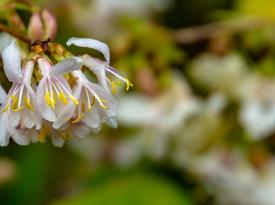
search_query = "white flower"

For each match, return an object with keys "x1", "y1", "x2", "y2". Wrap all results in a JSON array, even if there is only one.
[
  {"x1": 66, "y1": 37, "x2": 133, "y2": 93},
  {"x1": 240, "y1": 75, "x2": 275, "y2": 139},
  {"x1": 53, "y1": 70, "x2": 117, "y2": 129},
  {"x1": 36, "y1": 57, "x2": 82, "y2": 123},
  {"x1": 1, "y1": 41, "x2": 41, "y2": 130}
]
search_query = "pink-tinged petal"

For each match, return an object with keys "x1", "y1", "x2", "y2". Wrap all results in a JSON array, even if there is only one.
[
  {"x1": 67, "y1": 37, "x2": 110, "y2": 64},
  {"x1": 50, "y1": 58, "x2": 82, "y2": 76},
  {"x1": 41, "y1": 9, "x2": 57, "y2": 40},
  {"x1": 2, "y1": 40, "x2": 23, "y2": 82},
  {"x1": 0, "y1": 85, "x2": 7, "y2": 104},
  {"x1": 36, "y1": 78, "x2": 56, "y2": 121},
  {"x1": 27, "y1": 12, "x2": 43, "y2": 41}
]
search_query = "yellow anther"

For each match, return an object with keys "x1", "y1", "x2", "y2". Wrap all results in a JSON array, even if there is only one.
[
  {"x1": 58, "y1": 91, "x2": 68, "y2": 104},
  {"x1": 2, "y1": 103, "x2": 9, "y2": 112},
  {"x1": 69, "y1": 95, "x2": 79, "y2": 105},
  {"x1": 13, "y1": 106, "x2": 24, "y2": 112},
  {"x1": 100, "y1": 104, "x2": 108, "y2": 109},
  {"x1": 125, "y1": 79, "x2": 133, "y2": 91},
  {"x1": 71, "y1": 113, "x2": 84, "y2": 124},
  {"x1": 101, "y1": 98, "x2": 108, "y2": 103},
  {"x1": 45, "y1": 91, "x2": 55, "y2": 109},
  {"x1": 24, "y1": 96, "x2": 34, "y2": 111}
]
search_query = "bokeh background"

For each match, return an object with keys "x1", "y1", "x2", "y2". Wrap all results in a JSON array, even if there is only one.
[{"x1": 2, "y1": 0, "x2": 275, "y2": 204}]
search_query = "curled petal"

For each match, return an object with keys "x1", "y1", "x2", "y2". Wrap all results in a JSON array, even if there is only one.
[
  {"x1": 82, "y1": 55, "x2": 109, "y2": 91},
  {"x1": 67, "y1": 37, "x2": 110, "y2": 64},
  {"x1": 50, "y1": 57, "x2": 82, "y2": 76},
  {"x1": 2, "y1": 40, "x2": 23, "y2": 82}
]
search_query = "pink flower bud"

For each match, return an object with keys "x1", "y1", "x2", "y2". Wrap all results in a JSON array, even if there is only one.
[
  {"x1": 41, "y1": 9, "x2": 57, "y2": 41},
  {"x1": 27, "y1": 12, "x2": 43, "y2": 41}
]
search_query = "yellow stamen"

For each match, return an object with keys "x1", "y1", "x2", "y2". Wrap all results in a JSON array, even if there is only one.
[
  {"x1": 71, "y1": 113, "x2": 84, "y2": 124},
  {"x1": 69, "y1": 95, "x2": 79, "y2": 105},
  {"x1": 58, "y1": 91, "x2": 68, "y2": 104},
  {"x1": 100, "y1": 104, "x2": 108, "y2": 109},
  {"x1": 2, "y1": 103, "x2": 9, "y2": 112},
  {"x1": 24, "y1": 96, "x2": 34, "y2": 111},
  {"x1": 11, "y1": 95, "x2": 23, "y2": 112},
  {"x1": 44, "y1": 91, "x2": 55, "y2": 109}
]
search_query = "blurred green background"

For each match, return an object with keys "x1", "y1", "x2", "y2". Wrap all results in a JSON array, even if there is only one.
[{"x1": 2, "y1": 0, "x2": 275, "y2": 205}]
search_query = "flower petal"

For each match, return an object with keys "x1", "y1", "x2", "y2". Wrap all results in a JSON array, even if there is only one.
[
  {"x1": 2, "y1": 40, "x2": 23, "y2": 82},
  {"x1": 0, "y1": 114, "x2": 9, "y2": 146},
  {"x1": 36, "y1": 78, "x2": 56, "y2": 121},
  {"x1": 50, "y1": 57, "x2": 82, "y2": 76},
  {"x1": 67, "y1": 37, "x2": 110, "y2": 63},
  {"x1": 9, "y1": 128, "x2": 30, "y2": 145},
  {"x1": 0, "y1": 85, "x2": 7, "y2": 104}
]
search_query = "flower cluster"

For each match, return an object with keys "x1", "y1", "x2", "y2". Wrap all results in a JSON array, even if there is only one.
[{"x1": 0, "y1": 37, "x2": 132, "y2": 147}]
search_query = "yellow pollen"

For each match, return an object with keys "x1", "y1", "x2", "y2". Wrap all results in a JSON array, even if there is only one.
[
  {"x1": 71, "y1": 113, "x2": 84, "y2": 124},
  {"x1": 24, "y1": 96, "x2": 34, "y2": 111},
  {"x1": 2, "y1": 103, "x2": 9, "y2": 112},
  {"x1": 69, "y1": 95, "x2": 79, "y2": 105},
  {"x1": 58, "y1": 91, "x2": 68, "y2": 104},
  {"x1": 125, "y1": 79, "x2": 134, "y2": 91},
  {"x1": 45, "y1": 91, "x2": 55, "y2": 109}
]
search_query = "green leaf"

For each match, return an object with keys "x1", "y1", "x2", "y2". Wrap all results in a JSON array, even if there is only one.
[{"x1": 51, "y1": 174, "x2": 193, "y2": 205}]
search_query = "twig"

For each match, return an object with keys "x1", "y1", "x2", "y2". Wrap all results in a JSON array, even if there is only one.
[
  {"x1": 171, "y1": 17, "x2": 273, "y2": 44},
  {"x1": 0, "y1": 23, "x2": 32, "y2": 45}
]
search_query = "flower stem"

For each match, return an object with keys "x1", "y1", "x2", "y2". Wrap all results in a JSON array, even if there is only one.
[{"x1": 0, "y1": 23, "x2": 32, "y2": 45}]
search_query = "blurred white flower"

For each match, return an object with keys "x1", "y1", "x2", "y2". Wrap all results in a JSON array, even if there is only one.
[{"x1": 240, "y1": 75, "x2": 275, "y2": 139}]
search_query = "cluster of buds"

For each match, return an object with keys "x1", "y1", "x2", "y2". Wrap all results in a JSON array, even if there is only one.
[{"x1": 0, "y1": 37, "x2": 133, "y2": 147}]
